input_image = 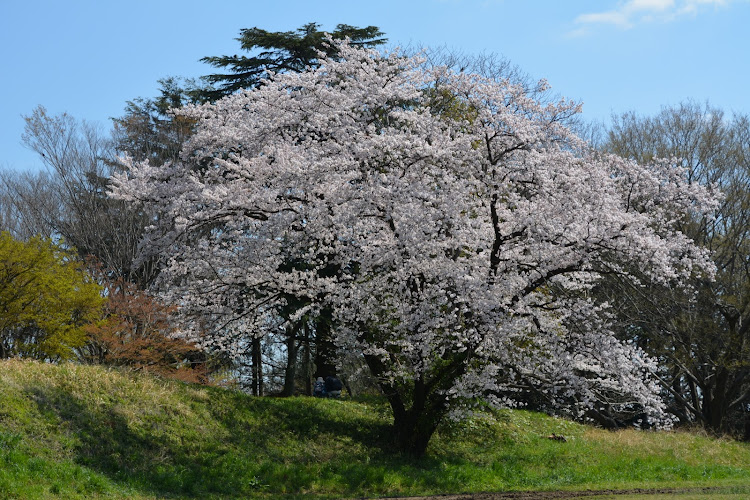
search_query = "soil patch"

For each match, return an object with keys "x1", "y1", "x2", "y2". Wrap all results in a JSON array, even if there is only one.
[{"x1": 373, "y1": 486, "x2": 727, "y2": 499}]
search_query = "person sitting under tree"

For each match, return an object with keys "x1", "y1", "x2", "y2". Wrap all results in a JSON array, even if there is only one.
[
  {"x1": 324, "y1": 376, "x2": 343, "y2": 398},
  {"x1": 313, "y1": 377, "x2": 326, "y2": 397}
]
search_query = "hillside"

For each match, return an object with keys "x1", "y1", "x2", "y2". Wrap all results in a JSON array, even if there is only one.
[{"x1": 0, "y1": 360, "x2": 749, "y2": 499}]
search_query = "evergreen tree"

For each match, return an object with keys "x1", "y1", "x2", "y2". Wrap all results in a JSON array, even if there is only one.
[{"x1": 198, "y1": 22, "x2": 386, "y2": 101}]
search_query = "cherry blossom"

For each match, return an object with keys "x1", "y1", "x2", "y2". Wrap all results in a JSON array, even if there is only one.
[{"x1": 111, "y1": 40, "x2": 717, "y2": 455}]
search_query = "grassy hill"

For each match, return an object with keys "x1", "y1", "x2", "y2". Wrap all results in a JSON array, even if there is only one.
[{"x1": 1, "y1": 360, "x2": 749, "y2": 499}]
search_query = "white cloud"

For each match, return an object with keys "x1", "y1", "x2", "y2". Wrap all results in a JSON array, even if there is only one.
[
  {"x1": 573, "y1": 0, "x2": 736, "y2": 32},
  {"x1": 629, "y1": 0, "x2": 675, "y2": 12},
  {"x1": 576, "y1": 11, "x2": 632, "y2": 27},
  {"x1": 677, "y1": 0, "x2": 729, "y2": 14}
]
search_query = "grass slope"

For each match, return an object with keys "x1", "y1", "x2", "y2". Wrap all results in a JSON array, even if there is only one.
[{"x1": 0, "y1": 360, "x2": 749, "y2": 499}]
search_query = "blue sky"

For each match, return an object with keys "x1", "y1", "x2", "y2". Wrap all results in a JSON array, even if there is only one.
[{"x1": 2, "y1": 0, "x2": 748, "y2": 172}]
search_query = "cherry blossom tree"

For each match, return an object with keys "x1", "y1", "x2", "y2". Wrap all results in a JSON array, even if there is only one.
[{"x1": 112, "y1": 41, "x2": 717, "y2": 456}]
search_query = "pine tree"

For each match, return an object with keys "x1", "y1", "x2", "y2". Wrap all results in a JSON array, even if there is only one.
[{"x1": 198, "y1": 22, "x2": 386, "y2": 101}]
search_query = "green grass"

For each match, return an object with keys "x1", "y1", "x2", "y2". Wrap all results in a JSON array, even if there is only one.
[{"x1": 0, "y1": 359, "x2": 749, "y2": 499}]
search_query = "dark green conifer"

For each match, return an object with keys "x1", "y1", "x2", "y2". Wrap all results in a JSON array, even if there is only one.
[{"x1": 198, "y1": 22, "x2": 386, "y2": 101}]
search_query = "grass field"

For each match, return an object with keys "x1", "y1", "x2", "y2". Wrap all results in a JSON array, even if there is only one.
[{"x1": 0, "y1": 359, "x2": 749, "y2": 499}]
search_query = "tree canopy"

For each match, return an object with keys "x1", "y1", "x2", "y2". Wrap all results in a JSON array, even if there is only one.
[{"x1": 113, "y1": 41, "x2": 717, "y2": 456}]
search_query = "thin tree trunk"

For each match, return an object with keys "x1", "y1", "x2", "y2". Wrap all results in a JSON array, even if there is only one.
[
  {"x1": 281, "y1": 323, "x2": 300, "y2": 397},
  {"x1": 251, "y1": 337, "x2": 263, "y2": 396},
  {"x1": 671, "y1": 371, "x2": 689, "y2": 424},
  {"x1": 302, "y1": 321, "x2": 312, "y2": 396},
  {"x1": 687, "y1": 377, "x2": 700, "y2": 421}
]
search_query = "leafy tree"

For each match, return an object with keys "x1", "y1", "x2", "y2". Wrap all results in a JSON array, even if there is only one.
[
  {"x1": 112, "y1": 42, "x2": 716, "y2": 456},
  {"x1": 80, "y1": 274, "x2": 208, "y2": 384},
  {"x1": 603, "y1": 101, "x2": 750, "y2": 438},
  {"x1": 113, "y1": 22, "x2": 386, "y2": 164},
  {"x1": 0, "y1": 232, "x2": 103, "y2": 360},
  {"x1": 198, "y1": 22, "x2": 386, "y2": 101}
]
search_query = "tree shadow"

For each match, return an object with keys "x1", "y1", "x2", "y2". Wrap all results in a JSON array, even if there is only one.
[
  {"x1": 204, "y1": 392, "x2": 397, "y2": 455},
  {"x1": 25, "y1": 384, "x2": 398, "y2": 497},
  {"x1": 26, "y1": 384, "x2": 245, "y2": 497}
]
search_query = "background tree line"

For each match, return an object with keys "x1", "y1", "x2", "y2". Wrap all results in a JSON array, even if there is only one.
[
  {"x1": 601, "y1": 101, "x2": 750, "y2": 439},
  {"x1": 0, "y1": 22, "x2": 747, "y2": 442}
]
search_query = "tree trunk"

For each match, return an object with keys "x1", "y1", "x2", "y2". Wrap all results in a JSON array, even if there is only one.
[
  {"x1": 302, "y1": 321, "x2": 312, "y2": 396},
  {"x1": 392, "y1": 399, "x2": 444, "y2": 457},
  {"x1": 705, "y1": 367, "x2": 729, "y2": 433},
  {"x1": 342, "y1": 376, "x2": 354, "y2": 398},
  {"x1": 251, "y1": 337, "x2": 263, "y2": 396},
  {"x1": 687, "y1": 377, "x2": 701, "y2": 421},
  {"x1": 281, "y1": 323, "x2": 300, "y2": 397},
  {"x1": 670, "y1": 371, "x2": 691, "y2": 424},
  {"x1": 363, "y1": 352, "x2": 456, "y2": 457},
  {"x1": 313, "y1": 308, "x2": 337, "y2": 378}
]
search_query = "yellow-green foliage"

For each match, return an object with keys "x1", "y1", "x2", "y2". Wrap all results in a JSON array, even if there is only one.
[
  {"x1": 425, "y1": 86, "x2": 479, "y2": 125},
  {"x1": 0, "y1": 232, "x2": 103, "y2": 360}
]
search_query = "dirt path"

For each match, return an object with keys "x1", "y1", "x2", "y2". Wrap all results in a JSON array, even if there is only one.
[{"x1": 374, "y1": 486, "x2": 728, "y2": 499}]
